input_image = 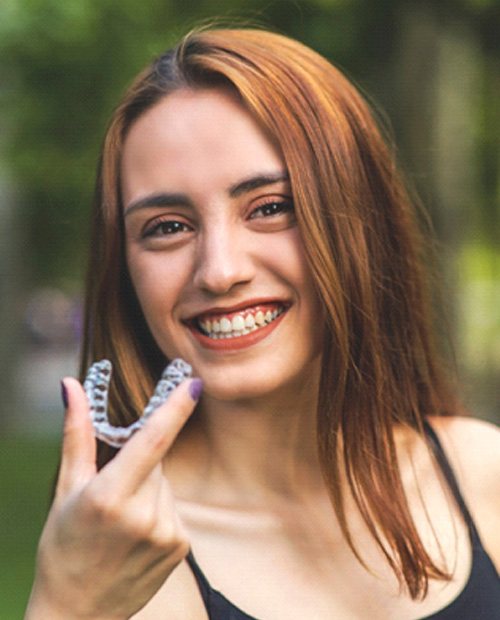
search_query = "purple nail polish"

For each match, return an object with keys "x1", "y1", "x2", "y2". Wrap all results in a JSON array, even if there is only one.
[
  {"x1": 60, "y1": 380, "x2": 68, "y2": 409},
  {"x1": 188, "y1": 378, "x2": 203, "y2": 401}
]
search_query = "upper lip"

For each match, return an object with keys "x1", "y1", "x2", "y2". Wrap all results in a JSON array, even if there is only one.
[{"x1": 183, "y1": 298, "x2": 291, "y2": 322}]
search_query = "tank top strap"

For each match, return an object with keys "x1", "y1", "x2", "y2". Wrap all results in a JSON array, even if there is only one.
[
  {"x1": 423, "y1": 420, "x2": 480, "y2": 541},
  {"x1": 186, "y1": 549, "x2": 260, "y2": 619},
  {"x1": 186, "y1": 549, "x2": 212, "y2": 605}
]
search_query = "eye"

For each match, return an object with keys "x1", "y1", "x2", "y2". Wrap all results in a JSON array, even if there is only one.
[
  {"x1": 249, "y1": 199, "x2": 295, "y2": 220},
  {"x1": 143, "y1": 218, "x2": 192, "y2": 238}
]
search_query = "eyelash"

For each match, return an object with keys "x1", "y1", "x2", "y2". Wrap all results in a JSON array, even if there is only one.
[
  {"x1": 143, "y1": 219, "x2": 192, "y2": 238},
  {"x1": 141, "y1": 198, "x2": 294, "y2": 239},
  {"x1": 249, "y1": 198, "x2": 294, "y2": 219}
]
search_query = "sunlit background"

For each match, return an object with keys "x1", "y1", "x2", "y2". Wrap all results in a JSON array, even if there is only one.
[{"x1": 0, "y1": 0, "x2": 498, "y2": 615}]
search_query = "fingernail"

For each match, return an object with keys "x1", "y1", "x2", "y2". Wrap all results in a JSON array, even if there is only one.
[
  {"x1": 188, "y1": 378, "x2": 203, "y2": 401},
  {"x1": 60, "y1": 380, "x2": 69, "y2": 409}
]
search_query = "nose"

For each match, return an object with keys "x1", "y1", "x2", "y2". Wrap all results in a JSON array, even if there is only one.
[{"x1": 192, "y1": 224, "x2": 255, "y2": 295}]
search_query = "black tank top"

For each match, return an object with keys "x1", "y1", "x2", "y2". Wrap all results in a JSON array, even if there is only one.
[{"x1": 186, "y1": 422, "x2": 500, "y2": 619}]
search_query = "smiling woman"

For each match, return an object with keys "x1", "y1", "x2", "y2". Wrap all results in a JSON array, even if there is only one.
[
  {"x1": 25, "y1": 27, "x2": 499, "y2": 620},
  {"x1": 121, "y1": 88, "x2": 322, "y2": 400}
]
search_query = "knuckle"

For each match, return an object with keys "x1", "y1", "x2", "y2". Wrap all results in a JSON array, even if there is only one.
[
  {"x1": 81, "y1": 489, "x2": 161, "y2": 540},
  {"x1": 168, "y1": 536, "x2": 190, "y2": 566},
  {"x1": 152, "y1": 522, "x2": 189, "y2": 553},
  {"x1": 123, "y1": 510, "x2": 157, "y2": 539},
  {"x1": 81, "y1": 487, "x2": 121, "y2": 522},
  {"x1": 174, "y1": 535, "x2": 190, "y2": 559}
]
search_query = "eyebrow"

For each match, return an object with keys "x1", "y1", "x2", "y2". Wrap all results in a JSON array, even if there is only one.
[
  {"x1": 228, "y1": 171, "x2": 289, "y2": 198},
  {"x1": 124, "y1": 171, "x2": 290, "y2": 217}
]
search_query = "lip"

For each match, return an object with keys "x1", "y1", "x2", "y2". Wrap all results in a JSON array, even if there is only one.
[
  {"x1": 183, "y1": 298, "x2": 289, "y2": 322},
  {"x1": 183, "y1": 298, "x2": 290, "y2": 352}
]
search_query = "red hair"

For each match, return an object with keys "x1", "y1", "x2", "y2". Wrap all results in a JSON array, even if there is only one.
[{"x1": 81, "y1": 27, "x2": 460, "y2": 598}]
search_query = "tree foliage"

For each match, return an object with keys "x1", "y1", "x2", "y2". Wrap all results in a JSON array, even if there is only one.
[{"x1": 0, "y1": 0, "x2": 498, "y2": 283}]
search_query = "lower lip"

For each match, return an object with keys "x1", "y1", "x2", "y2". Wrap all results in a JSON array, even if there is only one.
[{"x1": 187, "y1": 310, "x2": 288, "y2": 351}]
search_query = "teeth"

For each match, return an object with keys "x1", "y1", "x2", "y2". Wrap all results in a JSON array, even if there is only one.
[
  {"x1": 255, "y1": 311, "x2": 265, "y2": 326},
  {"x1": 232, "y1": 315, "x2": 245, "y2": 331},
  {"x1": 245, "y1": 314, "x2": 255, "y2": 328},
  {"x1": 197, "y1": 306, "x2": 286, "y2": 340}
]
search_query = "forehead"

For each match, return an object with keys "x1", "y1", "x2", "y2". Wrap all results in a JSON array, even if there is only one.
[{"x1": 120, "y1": 88, "x2": 285, "y2": 205}]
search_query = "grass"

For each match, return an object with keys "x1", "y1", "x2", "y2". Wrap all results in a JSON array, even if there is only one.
[{"x1": 0, "y1": 436, "x2": 60, "y2": 618}]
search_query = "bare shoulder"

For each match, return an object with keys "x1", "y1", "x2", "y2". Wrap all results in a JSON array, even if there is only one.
[
  {"x1": 427, "y1": 415, "x2": 500, "y2": 486},
  {"x1": 427, "y1": 415, "x2": 500, "y2": 568}
]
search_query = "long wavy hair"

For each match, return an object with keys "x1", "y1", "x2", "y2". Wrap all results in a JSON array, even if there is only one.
[{"x1": 81, "y1": 27, "x2": 460, "y2": 598}]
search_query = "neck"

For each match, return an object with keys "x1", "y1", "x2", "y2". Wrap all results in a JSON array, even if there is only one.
[{"x1": 168, "y1": 365, "x2": 326, "y2": 507}]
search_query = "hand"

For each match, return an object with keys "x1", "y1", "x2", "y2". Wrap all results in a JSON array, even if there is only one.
[{"x1": 25, "y1": 374, "x2": 201, "y2": 620}]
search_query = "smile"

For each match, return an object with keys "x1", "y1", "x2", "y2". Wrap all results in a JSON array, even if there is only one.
[
  {"x1": 186, "y1": 301, "x2": 290, "y2": 351},
  {"x1": 197, "y1": 304, "x2": 286, "y2": 339}
]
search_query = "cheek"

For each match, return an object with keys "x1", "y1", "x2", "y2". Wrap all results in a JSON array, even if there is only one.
[
  {"x1": 127, "y1": 254, "x2": 159, "y2": 313},
  {"x1": 281, "y1": 234, "x2": 325, "y2": 338},
  {"x1": 126, "y1": 250, "x2": 185, "y2": 326},
  {"x1": 270, "y1": 231, "x2": 319, "y2": 306}
]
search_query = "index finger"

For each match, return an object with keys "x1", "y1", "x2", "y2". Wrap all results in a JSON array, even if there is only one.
[
  {"x1": 98, "y1": 378, "x2": 202, "y2": 493},
  {"x1": 57, "y1": 377, "x2": 97, "y2": 497}
]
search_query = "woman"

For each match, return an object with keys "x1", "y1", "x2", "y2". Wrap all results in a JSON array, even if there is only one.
[{"x1": 26, "y1": 28, "x2": 499, "y2": 619}]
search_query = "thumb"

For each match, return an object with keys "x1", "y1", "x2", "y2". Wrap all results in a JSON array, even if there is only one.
[{"x1": 56, "y1": 378, "x2": 97, "y2": 498}]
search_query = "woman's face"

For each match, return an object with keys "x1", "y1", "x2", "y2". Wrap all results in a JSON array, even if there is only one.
[{"x1": 122, "y1": 88, "x2": 324, "y2": 401}]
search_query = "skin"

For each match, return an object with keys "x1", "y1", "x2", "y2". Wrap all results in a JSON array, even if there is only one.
[
  {"x1": 25, "y1": 88, "x2": 500, "y2": 620},
  {"x1": 122, "y1": 88, "x2": 324, "y2": 406},
  {"x1": 25, "y1": 377, "x2": 200, "y2": 620}
]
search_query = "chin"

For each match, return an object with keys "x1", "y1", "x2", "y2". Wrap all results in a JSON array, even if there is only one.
[
  {"x1": 193, "y1": 355, "x2": 322, "y2": 405},
  {"x1": 203, "y1": 379, "x2": 278, "y2": 402}
]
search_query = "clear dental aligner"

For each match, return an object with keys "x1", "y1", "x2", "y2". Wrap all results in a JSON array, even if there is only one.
[{"x1": 83, "y1": 358, "x2": 192, "y2": 448}]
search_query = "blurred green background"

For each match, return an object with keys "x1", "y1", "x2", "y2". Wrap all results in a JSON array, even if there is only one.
[{"x1": 0, "y1": 0, "x2": 498, "y2": 616}]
